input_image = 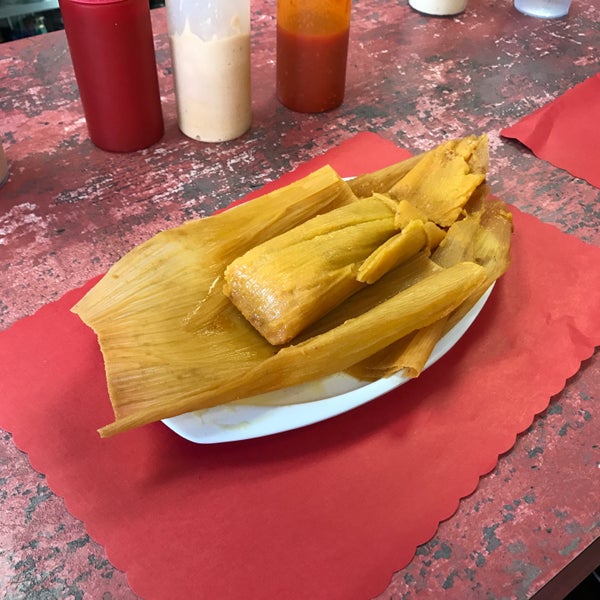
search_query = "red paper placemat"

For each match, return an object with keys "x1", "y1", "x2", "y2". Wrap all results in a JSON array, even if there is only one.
[
  {"x1": 1, "y1": 133, "x2": 600, "y2": 600},
  {"x1": 501, "y1": 73, "x2": 600, "y2": 188}
]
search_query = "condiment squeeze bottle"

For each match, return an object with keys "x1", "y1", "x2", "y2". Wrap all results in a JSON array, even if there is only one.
[
  {"x1": 59, "y1": 0, "x2": 164, "y2": 152},
  {"x1": 277, "y1": 0, "x2": 352, "y2": 113},
  {"x1": 165, "y1": 0, "x2": 252, "y2": 142}
]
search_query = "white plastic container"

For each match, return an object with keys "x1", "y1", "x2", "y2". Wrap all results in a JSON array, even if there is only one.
[
  {"x1": 409, "y1": 0, "x2": 468, "y2": 16},
  {"x1": 514, "y1": 0, "x2": 572, "y2": 18},
  {"x1": 166, "y1": 0, "x2": 252, "y2": 142}
]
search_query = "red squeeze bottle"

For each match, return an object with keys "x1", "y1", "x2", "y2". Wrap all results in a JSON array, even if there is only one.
[{"x1": 59, "y1": 0, "x2": 164, "y2": 152}]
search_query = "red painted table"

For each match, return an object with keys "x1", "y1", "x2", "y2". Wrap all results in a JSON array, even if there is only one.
[{"x1": 1, "y1": 1, "x2": 598, "y2": 598}]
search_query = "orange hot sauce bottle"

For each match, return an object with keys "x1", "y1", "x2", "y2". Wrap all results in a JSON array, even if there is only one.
[{"x1": 276, "y1": 0, "x2": 352, "y2": 113}]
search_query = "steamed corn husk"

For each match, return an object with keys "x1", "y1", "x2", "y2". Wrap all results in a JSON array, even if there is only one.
[
  {"x1": 73, "y1": 167, "x2": 356, "y2": 432},
  {"x1": 346, "y1": 317, "x2": 448, "y2": 381},
  {"x1": 389, "y1": 135, "x2": 488, "y2": 227},
  {"x1": 348, "y1": 153, "x2": 429, "y2": 198},
  {"x1": 349, "y1": 188, "x2": 513, "y2": 381},
  {"x1": 211, "y1": 262, "x2": 486, "y2": 399},
  {"x1": 357, "y1": 220, "x2": 432, "y2": 284},
  {"x1": 222, "y1": 137, "x2": 488, "y2": 346},
  {"x1": 222, "y1": 196, "x2": 399, "y2": 345},
  {"x1": 296, "y1": 251, "x2": 442, "y2": 341},
  {"x1": 97, "y1": 262, "x2": 486, "y2": 437},
  {"x1": 72, "y1": 134, "x2": 513, "y2": 437}
]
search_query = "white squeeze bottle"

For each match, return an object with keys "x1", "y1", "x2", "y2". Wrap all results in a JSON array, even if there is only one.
[{"x1": 166, "y1": 0, "x2": 252, "y2": 142}]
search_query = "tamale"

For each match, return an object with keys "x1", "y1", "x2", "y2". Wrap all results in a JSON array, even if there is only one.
[
  {"x1": 389, "y1": 135, "x2": 487, "y2": 227},
  {"x1": 97, "y1": 261, "x2": 487, "y2": 436},
  {"x1": 70, "y1": 134, "x2": 512, "y2": 438},
  {"x1": 185, "y1": 166, "x2": 357, "y2": 333},
  {"x1": 395, "y1": 198, "x2": 429, "y2": 228},
  {"x1": 222, "y1": 196, "x2": 400, "y2": 345},
  {"x1": 297, "y1": 251, "x2": 442, "y2": 341},
  {"x1": 351, "y1": 191, "x2": 513, "y2": 380},
  {"x1": 200, "y1": 262, "x2": 488, "y2": 402}
]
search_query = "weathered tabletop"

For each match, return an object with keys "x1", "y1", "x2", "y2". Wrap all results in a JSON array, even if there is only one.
[{"x1": 1, "y1": 0, "x2": 598, "y2": 598}]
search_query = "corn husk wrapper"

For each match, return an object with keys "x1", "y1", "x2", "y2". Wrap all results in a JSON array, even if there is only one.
[
  {"x1": 73, "y1": 166, "x2": 357, "y2": 435},
  {"x1": 72, "y1": 134, "x2": 512, "y2": 437},
  {"x1": 357, "y1": 220, "x2": 432, "y2": 284},
  {"x1": 347, "y1": 152, "x2": 429, "y2": 198},
  {"x1": 222, "y1": 196, "x2": 399, "y2": 345},
  {"x1": 221, "y1": 134, "x2": 489, "y2": 346},
  {"x1": 215, "y1": 262, "x2": 486, "y2": 399},
  {"x1": 349, "y1": 189, "x2": 513, "y2": 381},
  {"x1": 95, "y1": 261, "x2": 486, "y2": 437},
  {"x1": 389, "y1": 136, "x2": 487, "y2": 227}
]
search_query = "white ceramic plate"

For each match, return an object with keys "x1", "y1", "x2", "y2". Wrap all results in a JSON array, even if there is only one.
[{"x1": 162, "y1": 284, "x2": 494, "y2": 443}]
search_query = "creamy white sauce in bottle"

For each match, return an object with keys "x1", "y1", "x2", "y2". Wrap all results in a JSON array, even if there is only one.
[
  {"x1": 409, "y1": 0, "x2": 468, "y2": 16},
  {"x1": 166, "y1": 1, "x2": 251, "y2": 142}
]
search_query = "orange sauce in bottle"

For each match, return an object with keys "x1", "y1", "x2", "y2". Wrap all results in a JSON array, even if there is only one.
[{"x1": 276, "y1": 0, "x2": 351, "y2": 113}]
